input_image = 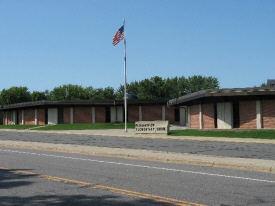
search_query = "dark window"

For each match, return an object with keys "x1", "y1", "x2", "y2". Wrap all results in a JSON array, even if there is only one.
[
  {"x1": 106, "y1": 107, "x2": 111, "y2": 123},
  {"x1": 214, "y1": 103, "x2": 217, "y2": 128},
  {"x1": 58, "y1": 108, "x2": 64, "y2": 124},
  {"x1": 45, "y1": 109, "x2": 48, "y2": 125},
  {"x1": 122, "y1": 108, "x2": 128, "y2": 123},
  {"x1": 233, "y1": 103, "x2": 240, "y2": 128},
  {"x1": 174, "y1": 108, "x2": 180, "y2": 122},
  {"x1": 16, "y1": 111, "x2": 19, "y2": 125}
]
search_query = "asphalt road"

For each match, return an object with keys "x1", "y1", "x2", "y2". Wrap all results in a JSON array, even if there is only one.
[
  {"x1": 0, "y1": 131, "x2": 275, "y2": 160},
  {"x1": 1, "y1": 147, "x2": 275, "y2": 205}
]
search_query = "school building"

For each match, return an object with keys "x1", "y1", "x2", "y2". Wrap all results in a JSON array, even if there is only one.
[
  {"x1": 1, "y1": 87, "x2": 275, "y2": 130},
  {"x1": 168, "y1": 87, "x2": 275, "y2": 129},
  {"x1": 0, "y1": 99, "x2": 183, "y2": 126}
]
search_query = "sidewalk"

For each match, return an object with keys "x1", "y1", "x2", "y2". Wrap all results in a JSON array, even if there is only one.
[
  {"x1": 3, "y1": 127, "x2": 275, "y2": 144},
  {"x1": 1, "y1": 128, "x2": 275, "y2": 174}
]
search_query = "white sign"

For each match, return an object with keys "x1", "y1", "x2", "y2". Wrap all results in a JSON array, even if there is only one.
[{"x1": 135, "y1": 121, "x2": 169, "y2": 134}]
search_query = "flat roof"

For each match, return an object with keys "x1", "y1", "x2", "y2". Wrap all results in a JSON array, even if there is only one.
[
  {"x1": 0, "y1": 99, "x2": 169, "y2": 110},
  {"x1": 168, "y1": 87, "x2": 275, "y2": 106}
]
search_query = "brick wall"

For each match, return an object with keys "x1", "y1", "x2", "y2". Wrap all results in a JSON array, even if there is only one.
[
  {"x1": 64, "y1": 108, "x2": 71, "y2": 124},
  {"x1": 262, "y1": 100, "x2": 275, "y2": 128},
  {"x1": 95, "y1": 107, "x2": 106, "y2": 123},
  {"x1": 38, "y1": 109, "x2": 45, "y2": 125},
  {"x1": 0, "y1": 111, "x2": 3, "y2": 125},
  {"x1": 74, "y1": 107, "x2": 92, "y2": 124},
  {"x1": 202, "y1": 104, "x2": 215, "y2": 129},
  {"x1": 128, "y1": 106, "x2": 139, "y2": 123},
  {"x1": 18, "y1": 110, "x2": 22, "y2": 125},
  {"x1": 2, "y1": 112, "x2": 5, "y2": 125},
  {"x1": 190, "y1": 105, "x2": 200, "y2": 129},
  {"x1": 142, "y1": 105, "x2": 162, "y2": 121},
  {"x1": 239, "y1": 101, "x2": 256, "y2": 129},
  {"x1": 3, "y1": 111, "x2": 9, "y2": 125},
  {"x1": 25, "y1": 109, "x2": 35, "y2": 125},
  {"x1": 165, "y1": 106, "x2": 176, "y2": 124},
  {"x1": 7, "y1": 111, "x2": 11, "y2": 125}
]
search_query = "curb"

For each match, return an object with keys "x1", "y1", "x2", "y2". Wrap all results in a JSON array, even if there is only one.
[{"x1": 0, "y1": 140, "x2": 275, "y2": 174}]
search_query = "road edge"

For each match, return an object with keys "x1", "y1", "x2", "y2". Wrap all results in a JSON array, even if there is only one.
[{"x1": 0, "y1": 140, "x2": 274, "y2": 174}]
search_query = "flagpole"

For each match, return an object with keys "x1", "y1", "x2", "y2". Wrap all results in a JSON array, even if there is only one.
[{"x1": 123, "y1": 18, "x2": 127, "y2": 132}]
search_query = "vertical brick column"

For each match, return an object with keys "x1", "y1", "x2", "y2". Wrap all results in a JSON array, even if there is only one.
[
  {"x1": 190, "y1": 105, "x2": 200, "y2": 129},
  {"x1": 262, "y1": 100, "x2": 275, "y2": 128},
  {"x1": 142, "y1": 105, "x2": 162, "y2": 121},
  {"x1": 128, "y1": 106, "x2": 139, "y2": 123},
  {"x1": 63, "y1": 108, "x2": 71, "y2": 124},
  {"x1": 25, "y1": 109, "x2": 35, "y2": 125},
  {"x1": 38, "y1": 109, "x2": 45, "y2": 125},
  {"x1": 202, "y1": 103, "x2": 215, "y2": 129},
  {"x1": 239, "y1": 101, "x2": 256, "y2": 129},
  {"x1": 95, "y1": 107, "x2": 106, "y2": 123},
  {"x1": 74, "y1": 107, "x2": 92, "y2": 124},
  {"x1": 165, "y1": 106, "x2": 176, "y2": 124}
]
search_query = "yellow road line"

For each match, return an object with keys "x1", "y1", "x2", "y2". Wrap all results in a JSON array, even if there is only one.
[{"x1": 0, "y1": 166, "x2": 207, "y2": 206}]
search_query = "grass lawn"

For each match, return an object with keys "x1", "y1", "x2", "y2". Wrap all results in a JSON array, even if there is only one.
[
  {"x1": 170, "y1": 129, "x2": 275, "y2": 139},
  {"x1": 32, "y1": 123, "x2": 136, "y2": 130},
  {"x1": 0, "y1": 125, "x2": 38, "y2": 130}
]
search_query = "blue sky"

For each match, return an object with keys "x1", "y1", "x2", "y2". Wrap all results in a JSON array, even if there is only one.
[{"x1": 1, "y1": 0, "x2": 274, "y2": 92}]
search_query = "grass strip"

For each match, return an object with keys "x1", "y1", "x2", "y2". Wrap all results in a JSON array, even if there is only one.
[
  {"x1": 0, "y1": 123, "x2": 135, "y2": 130},
  {"x1": 32, "y1": 123, "x2": 136, "y2": 130},
  {"x1": 170, "y1": 129, "x2": 275, "y2": 139},
  {"x1": 0, "y1": 125, "x2": 38, "y2": 130}
]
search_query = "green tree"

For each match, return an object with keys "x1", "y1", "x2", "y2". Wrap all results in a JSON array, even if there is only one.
[
  {"x1": 90, "y1": 87, "x2": 115, "y2": 100},
  {"x1": 116, "y1": 81, "x2": 140, "y2": 99},
  {"x1": 138, "y1": 76, "x2": 168, "y2": 98},
  {"x1": 260, "y1": 83, "x2": 267, "y2": 87},
  {"x1": 185, "y1": 75, "x2": 219, "y2": 94},
  {"x1": 116, "y1": 75, "x2": 219, "y2": 99},
  {"x1": 31, "y1": 91, "x2": 48, "y2": 101},
  {"x1": 165, "y1": 76, "x2": 188, "y2": 98},
  {"x1": 0, "y1": 86, "x2": 31, "y2": 105},
  {"x1": 49, "y1": 84, "x2": 89, "y2": 100}
]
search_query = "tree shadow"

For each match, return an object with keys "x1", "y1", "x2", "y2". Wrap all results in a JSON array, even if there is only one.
[
  {"x1": 0, "y1": 168, "x2": 174, "y2": 206},
  {"x1": 0, "y1": 169, "x2": 37, "y2": 189},
  {"x1": 0, "y1": 194, "x2": 174, "y2": 206}
]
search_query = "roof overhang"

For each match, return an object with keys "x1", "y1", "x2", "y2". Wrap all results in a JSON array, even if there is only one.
[
  {"x1": 168, "y1": 87, "x2": 275, "y2": 106},
  {"x1": 0, "y1": 99, "x2": 169, "y2": 111}
]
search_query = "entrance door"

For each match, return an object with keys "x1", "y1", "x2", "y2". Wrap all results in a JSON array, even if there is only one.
[
  {"x1": 58, "y1": 108, "x2": 64, "y2": 124},
  {"x1": 217, "y1": 102, "x2": 233, "y2": 129},
  {"x1": 48, "y1": 108, "x2": 58, "y2": 125}
]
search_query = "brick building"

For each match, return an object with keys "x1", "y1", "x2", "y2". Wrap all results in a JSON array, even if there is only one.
[
  {"x1": 1, "y1": 99, "x2": 182, "y2": 126},
  {"x1": 168, "y1": 87, "x2": 275, "y2": 129}
]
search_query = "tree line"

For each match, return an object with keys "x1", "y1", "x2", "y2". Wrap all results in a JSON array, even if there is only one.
[{"x1": 0, "y1": 75, "x2": 219, "y2": 105}]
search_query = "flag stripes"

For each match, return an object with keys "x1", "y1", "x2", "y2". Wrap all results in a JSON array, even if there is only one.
[{"x1": 113, "y1": 25, "x2": 125, "y2": 46}]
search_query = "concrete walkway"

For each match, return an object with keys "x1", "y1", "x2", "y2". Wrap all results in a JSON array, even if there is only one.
[
  {"x1": 1, "y1": 128, "x2": 275, "y2": 174},
  {"x1": 4, "y1": 127, "x2": 275, "y2": 144}
]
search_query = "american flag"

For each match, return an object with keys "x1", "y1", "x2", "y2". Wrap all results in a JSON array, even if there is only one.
[{"x1": 112, "y1": 25, "x2": 124, "y2": 46}]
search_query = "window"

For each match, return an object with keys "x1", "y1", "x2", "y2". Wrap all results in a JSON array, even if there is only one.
[
  {"x1": 233, "y1": 103, "x2": 240, "y2": 128},
  {"x1": 214, "y1": 103, "x2": 217, "y2": 128},
  {"x1": 106, "y1": 107, "x2": 111, "y2": 123},
  {"x1": 58, "y1": 108, "x2": 64, "y2": 124},
  {"x1": 45, "y1": 109, "x2": 48, "y2": 125}
]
